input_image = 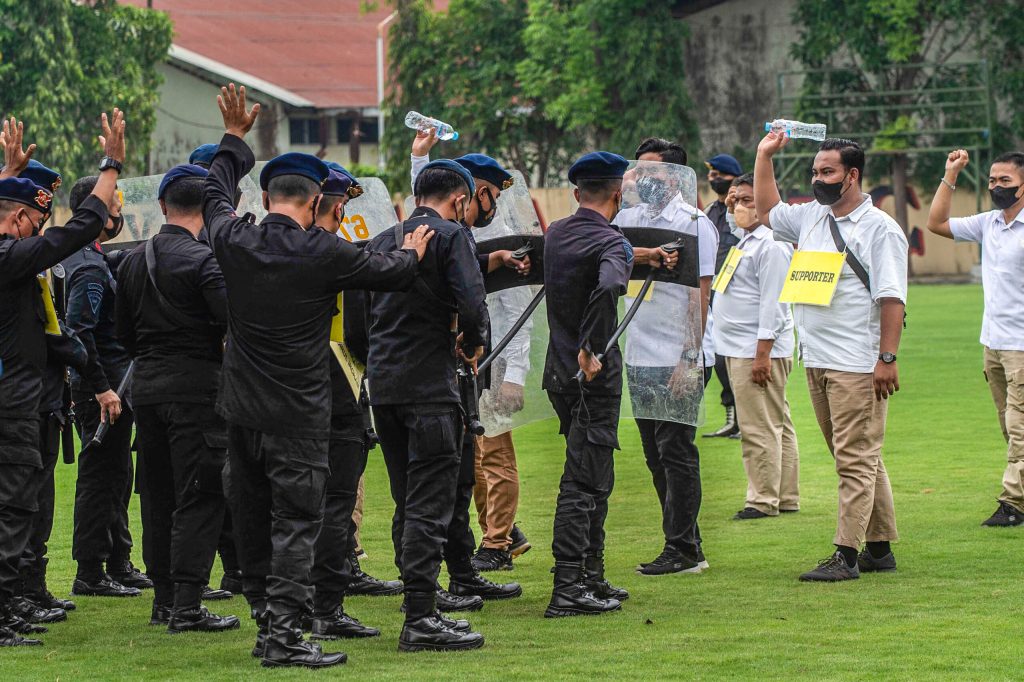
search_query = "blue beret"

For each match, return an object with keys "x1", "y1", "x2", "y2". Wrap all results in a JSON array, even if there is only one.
[
  {"x1": 259, "y1": 152, "x2": 330, "y2": 191},
  {"x1": 158, "y1": 164, "x2": 209, "y2": 200},
  {"x1": 21, "y1": 160, "x2": 62, "y2": 193},
  {"x1": 189, "y1": 144, "x2": 219, "y2": 168},
  {"x1": 705, "y1": 154, "x2": 742, "y2": 177},
  {"x1": 0, "y1": 177, "x2": 52, "y2": 212},
  {"x1": 568, "y1": 151, "x2": 628, "y2": 185},
  {"x1": 324, "y1": 161, "x2": 363, "y2": 198},
  {"x1": 417, "y1": 159, "x2": 475, "y2": 196},
  {"x1": 455, "y1": 154, "x2": 513, "y2": 191}
]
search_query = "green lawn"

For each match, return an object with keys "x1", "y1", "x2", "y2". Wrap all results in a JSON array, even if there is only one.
[{"x1": 3, "y1": 283, "x2": 1019, "y2": 680}]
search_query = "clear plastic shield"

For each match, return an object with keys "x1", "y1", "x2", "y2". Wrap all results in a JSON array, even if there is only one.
[{"x1": 615, "y1": 160, "x2": 705, "y2": 427}]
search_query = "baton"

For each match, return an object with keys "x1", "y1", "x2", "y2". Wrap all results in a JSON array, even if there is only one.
[
  {"x1": 478, "y1": 286, "x2": 545, "y2": 375},
  {"x1": 575, "y1": 238, "x2": 685, "y2": 384},
  {"x1": 83, "y1": 360, "x2": 134, "y2": 454}
]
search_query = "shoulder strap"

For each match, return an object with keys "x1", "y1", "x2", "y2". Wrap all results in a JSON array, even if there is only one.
[
  {"x1": 827, "y1": 214, "x2": 870, "y2": 292},
  {"x1": 145, "y1": 238, "x2": 213, "y2": 329},
  {"x1": 391, "y1": 221, "x2": 457, "y2": 312}
]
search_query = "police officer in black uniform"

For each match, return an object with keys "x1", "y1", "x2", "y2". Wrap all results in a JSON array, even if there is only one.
[
  {"x1": 63, "y1": 172, "x2": 151, "y2": 598},
  {"x1": 365, "y1": 159, "x2": 489, "y2": 652},
  {"x1": 0, "y1": 110, "x2": 124, "y2": 645},
  {"x1": 543, "y1": 152, "x2": 632, "y2": 618},
  {"x1": 203, "y1": 84, "x2": 427, "y2": 669},
  {"x1": 115, "y1": 163, "x2": 241, "y2": 633}
]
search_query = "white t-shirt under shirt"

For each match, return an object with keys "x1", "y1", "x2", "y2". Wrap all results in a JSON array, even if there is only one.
[
  {"x1": 769, "y1": 194, "x2": 909, "y2": 374},
  {"x1": 949, "y1": 207, "x2": 1024, "y2": 351}
]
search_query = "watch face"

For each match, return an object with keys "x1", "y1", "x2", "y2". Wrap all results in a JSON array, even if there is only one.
[{"x1": 881, "y1": 352, "x2": 896, "y2": 363}]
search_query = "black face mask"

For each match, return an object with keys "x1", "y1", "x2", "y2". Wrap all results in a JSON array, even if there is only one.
[
  {"x1": 812, "y1": 174, "x2": 849, "y2": 206},
  {"x1": 990, "y1": 186, "x2": 1021, "y2": 210},
  {"x1": 103, "y1": 214, "x2": 124, "y2": 240},
  {"x1": 710, "y1": 177, "x2": 733, "y2": 196},
  {"x1": 473, "y1": 188, "x2": 496, "y2": 228}
]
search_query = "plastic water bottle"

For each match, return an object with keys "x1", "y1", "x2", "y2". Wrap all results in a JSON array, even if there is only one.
[
  {"x1": 765, "y1": 119, "x2": 827, "y2": 141},
  {"x1": 405, "y1": 111, "x2": 459, "y2": 141}
]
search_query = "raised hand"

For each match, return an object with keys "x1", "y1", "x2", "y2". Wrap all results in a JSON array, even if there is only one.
[
  {"x1": 725, "y1": 185, "x2": 738, "y2": 212},
  {"x1": 756, "y1": 130, "x2": 789, "y2": 158},
  {"x1": 218, "y1": 83, "x2": 261, "y2": 138},
  {"x1": 412, "y1": 128, "x2": 439, "y2": 157},
  {"x1": 945, "y1": 149, "x2": 969, "y2": 175},
  {"x1": 98, "y1": 109, "x2": 126, "y2": 163},
  {"x1": 402, "y1": 224, "x2": 436, "y2": 261},
  {"x1": 0, "y1": 117, "x2": 37, "y2": 178}
]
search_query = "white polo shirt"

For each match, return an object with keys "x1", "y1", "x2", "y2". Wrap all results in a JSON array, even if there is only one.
[
  {"x1": 769, "y1": 194, "x2": 908, "y2": 373},
  {"x1": 616, "y1": 195, "x2": 719, "y2": 367},
  {"x1": 949, "y1": 208, "x2": 1024, "y2": 351},
  {"x1": 713, "y1": 225, "x2": 795, "y2": 359}
]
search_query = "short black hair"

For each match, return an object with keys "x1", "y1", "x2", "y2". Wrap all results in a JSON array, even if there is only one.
[
  {"x1": 267, "y1": 174, "x2": 320, "y2": 203},
  {"x1": 731, "y1": 173, "x2": 754, "y2": 189},
  {"x1": 818, "y1": 138, "x2": 865, "y2": 176},
  {"x1": 70, "y1": 176, "x2": 99, "y2": 212},
  {"x1": 577, "y1": 178, "x2": 622, "y2": 203},
  {"x1": 163, "y1": 177, "x2": 205, "y2": 214},
  {"x1": 415, "y1": 167, "x2": 470, "y2": 202},
  {"x1": 993, "y1": 152, "x2": 1024, "y2": 170},
  {"x1": 317, "y1": 194, "x2": 344, "y2": 219},
  {"x1": 635, "y1": 138, "x2": 687, "y2": 166}
]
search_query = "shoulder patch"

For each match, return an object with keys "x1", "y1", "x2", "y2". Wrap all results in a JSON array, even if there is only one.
[
  {"x1": 622, "y1": 238, "x2": 634, "y2": 264},
  {"x1": 86, "y1": 282, "x2": 105, "y2": 317}
]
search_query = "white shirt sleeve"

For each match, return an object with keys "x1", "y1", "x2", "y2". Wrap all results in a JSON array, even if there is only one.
[
  {"x1": 756, "y1": 242, "x2": 792, "y2": 340},
  {"x1": 768, "y1": 202, "x2": 807, "y2": 244},
  {"x1": 696, "y1": 215, "x2": 718, "y2": 278},
  {"x1": 410, "y1": 154, "x2": 430, "y2": 193},
  {"x1": 949, "y1": 213, "x2": 986, "y2": 243},
  {"x1": 867, "y1": 224, "x2": 910, "y2": 303},
  {"x1": 495, "y1": 289, "x2": 532, "y2": 386}
]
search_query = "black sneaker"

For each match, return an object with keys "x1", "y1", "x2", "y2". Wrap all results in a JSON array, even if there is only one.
[
  {"x1": 733, "y1": 507, "x2": 770, "y2": 520},
  {"x1": 857, "y1": 550, "x2": 897, "y2": 573},
  {"x1": 202, "y1": 585, "x2": 233, "y2": 601},
  {"x1": 107, "y1": 562, "x2": 153, "y2": 590},
  {"x1": 346, "y1": 553, "x2": 404, "y2": 597},
  {"x1": 981, "y1": 502, "x2": 1024, "y2": 527},
  {"x1": 799, "y1": 551, "x2": 860, "y2": 582},
  {"x1": 637, "y1": 550, "x2": 701, "y2": 576},
  {"x1": 509, "y1": 525, "x2": 531, "y2": 557},
  {"x1": 470, "y1": 547, "x2": 513, "y2": 572},
  {"x1": 72, "y1": 575, "x2": 141, "y2": 597}
]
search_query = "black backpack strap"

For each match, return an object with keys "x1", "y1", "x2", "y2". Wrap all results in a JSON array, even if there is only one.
[
  {"x1": 392, "y1": 221, "x2": 457, "y2": 312},
  {"x1": 827, "y1": 214, "x2": 870, "y2": 292},
  {"x1": 145, "y1": 237, "x2": 213, "y2": 329}
]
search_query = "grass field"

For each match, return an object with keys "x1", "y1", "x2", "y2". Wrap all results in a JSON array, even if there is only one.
[{"x1": 2, "y1": 283, "x2": 1020, "y2": 680}]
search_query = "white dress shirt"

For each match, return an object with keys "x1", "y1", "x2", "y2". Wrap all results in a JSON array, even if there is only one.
[
  {"x1": 616, "y1": 195, "x2": 718, "y2": 367},
  {"x1": 769, "y1": 194, "x2": 908, "y2": 373},
  {"x1": 487, "y1": 287, "x2": 533, "y2": 385},
  {"x1": 950, "y1": 207, "x2": 1024, "y2": 351},
  {"x1": 713, "y1": 225, "x2": 795, "y2": 359}
]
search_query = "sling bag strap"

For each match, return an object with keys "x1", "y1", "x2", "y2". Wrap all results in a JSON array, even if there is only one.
[
  {"x1": 392, "y1": 222, "x2": 457, "y2": 312},
  {"x1": 826, "y1": 214, "x2": 870, "y2": 292},
  {"x1": 145, "y1": 237, "x2": 215, "y2": 329}
]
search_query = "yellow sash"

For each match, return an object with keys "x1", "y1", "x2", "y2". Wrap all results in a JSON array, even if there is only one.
[
  {"x1": 711, "y1": 247, "x2": 744, "y2": 294},
  {"x1": 38, "y1": 275, "x2": 61, "y2": 336},
  {"x1": 329, "y1": 292, "x2": 365, "y2": 398},
  {"x1": 778, "y1": 251, "x2": 845, "y2": 306}
]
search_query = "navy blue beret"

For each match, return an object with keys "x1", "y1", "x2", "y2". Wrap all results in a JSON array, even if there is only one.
[
  {"x1": 324, "y1": 161, "x2": 363, "y2": 198},
  {"x1": 158, "y1": 164, "x2": 209, "y2": 200},
  {"x1": 705, "y1": 153, "x2": 742, "y2": 177},
  {"x1": 0, "y1": 177, "x2": 51, "y2": 212},
  {"x1": 416, "y1": 159, "x2": 475, "y2": 196},
  {"x1": 259, "y1": 153, "x2": 330, "y2": 191},
  {"x1": 455, "y1": 154, "x2": 513, "y2": 191},
  {"x1": 568, "y1": 151, "x2": 628, "y2": 185},
  {"x1": 21, "y1": 160, "x2": 62, "y2": 193},
  {"x1": 189, "y1": 144, "x2": 219, "y2": 168}
]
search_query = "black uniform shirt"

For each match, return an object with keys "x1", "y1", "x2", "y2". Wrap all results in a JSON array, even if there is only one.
[
  {"x1": 115, "y1": 224, "x2": 227, "y2": 406},
  {"x1": 543, "y1": 207, "x2": 631, "y2": 396},
  {"x1": 0, "y1": 195, "x2": 107, "y2": 418},
  {"x1": 705, "y1": 199, "x2": 739, "y2": 273},
  {"x1": 61, "y1": 242, "x2": 132, "y2": 396},
  {"x1": 203, "y1": 133, "x2": 419, "y2": 439},
  {"x1": 364, "y1": 206, "x2": 489, "y2": 406}
]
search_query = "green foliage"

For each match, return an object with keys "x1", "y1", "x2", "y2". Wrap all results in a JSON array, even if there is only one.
[{"x1": 0, "y1": 0, "x2": 172, "y2": 194}]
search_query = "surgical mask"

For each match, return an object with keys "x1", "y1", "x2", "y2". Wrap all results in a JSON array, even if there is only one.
[
  {"x1": 103, "y1": 214, "x2": 124, "y2": 240},
  {"x1": 636, "y1": 176, "x2": 670, "y2": 208},
  {"x1": 812, "y1": 173, "x2": 849, "y2": 206},
  {"x1": 733, "y1": 204, "x2": 758, "y2": 229},
  {"x1": 709, "y1": 177, "x2": 732, "y2": 196},
  {"x1": 473, "y1": 188, "x2": 496, "y2": 228},
  {"x1": 725, "y1": 212, "x2": 745, "y2": 240},
  {"x1": 990, "y1": 185, "x2": 1021, "y2": 210}
]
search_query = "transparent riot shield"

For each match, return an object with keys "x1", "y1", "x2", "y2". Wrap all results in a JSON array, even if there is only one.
[{"x1": 615, "y1": 160, "x2": 705, "y2": 426}]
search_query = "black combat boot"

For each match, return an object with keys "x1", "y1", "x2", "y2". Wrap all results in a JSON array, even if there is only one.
[
  {"x1": 398, "y1": 591, "x2": 483, "y2": 652},
  {"x1": 346, "y1": 552, "x2": 404, "y2": 597},
  {"x1": 10, "y1": 596, "x2": 66, "y2": 624},
  {"x1": 584, "y1": 554, "x2": 629, "y2": 601},
  {"x1": 545, "y1": 561, "x2": 621, "y2": 618},
  {"x1": 150, "y1": 602, "x2": 172, "y2": 626},
  {"x1": 0, "y1": 603, "x2": 41, "y2": 647},
  {"x1": 305, "y1": 606, "x2": 381, "y2": 640},
  {"x1": 219, "y1": 569, "x2": 243, "y2": 594},
  {"x1": 168, "y1": 583, "x2": 240, "y2": 633},
  {"x1": 261, "y1": 610, "x2": 347, "y2": 668},
  {"x1": 449, "y1": 569, "x2": 522, "y2": 600},
  {"x1": 251, "y1": 610, "x2": 269, "y2": 658},
  {"x1": 107, "y1": 560, "x2": 153, "y2": 590}
]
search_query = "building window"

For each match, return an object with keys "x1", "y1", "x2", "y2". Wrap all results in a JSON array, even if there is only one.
[
  {"x1": 337, "y1": 117, "x2": 379, "y2": 144},
  {"x1": 289, "y1": 118, "x2": 319, "y2": 145}
]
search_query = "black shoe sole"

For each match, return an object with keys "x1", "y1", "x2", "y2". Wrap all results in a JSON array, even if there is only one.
[
  {"x1": 347, "y1": 586, "x2": 405, "y2": 597},
  {"x1": 473, "y1": 565, "x2": 513, "y2": 572},
  {"x1": 398, "y1": 637, "x2": 484, "y2": 652},
  {"x1": 509, "y1": 543, "x2": 531, "y2": 558},
  {"x1": 71, "y1": 590, "x2": 140, "y2": 598},
  {"x1": 543, "y1": 603, "x2": 622, "y2": 618},
  {"x1": 798, "y1": 574, "x2": 859, "y2": 582},
  {"x1": 261, "y1": 655, "x2": 348, "y2": 668},
  {"x1": 167, "y1": 622, "x2": 241, "y2": 634},
  {"x1": 858, "y1": 566, "x2": 897, "y2": 573},
  {"x1": 309, "y1": 630, "x2": 381, "y2": 640},
  {"x1": 451, "y1": 587, "x2": 523, "y2": 601},
  {"x1": 436, "y1": 601, "x2": 483, "y2": 613}
]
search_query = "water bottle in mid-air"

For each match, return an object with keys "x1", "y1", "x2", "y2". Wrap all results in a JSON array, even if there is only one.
[
  {"x1": 765, "y1": 119, "x2": 827, "y2": 141},
  {"x1": 405, "y1": 111, "x2": 459, "y2": 141}
]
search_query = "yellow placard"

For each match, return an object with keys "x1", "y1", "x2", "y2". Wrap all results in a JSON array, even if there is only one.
[
  {"x1": 337, "y1": 215, "x2": 370, "y2": 242},
  {"x1": 778, "y1": 250, "x2": 846, "y2": 306},
  {"x1": 330, "y1": 292, "x2": 345, "y2": 343},
  {"x1": 626, "y1": 280, "x2": 654, "y2": 301},
  {"x1": 328, "y1": 292, "x2": 364, "y2": 398},
  {"x1": 38, "y1": 276, "x2": 61, "y2": 336},
  {"x1": 711, "y1": 247, "x2": 744, "y2": 294}
]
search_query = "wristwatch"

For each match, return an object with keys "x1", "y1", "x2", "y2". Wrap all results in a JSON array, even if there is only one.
[
  {"x1": 98, "y1": 156, "x2": 123, "y2": 174},
  {"x1": 878, "y1": 352, "x2": 897, "y2": 364}
]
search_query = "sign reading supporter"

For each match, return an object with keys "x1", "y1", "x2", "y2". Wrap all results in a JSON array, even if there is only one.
[
  {"x1": 711, "y1": 246, "x2": 745, "y2": 294},
  {"x1": 778, "y1": 250, "x2": 845, "y2": 306}
]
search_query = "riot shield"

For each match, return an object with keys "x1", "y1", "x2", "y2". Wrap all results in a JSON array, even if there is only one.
[{"x1": 616, "y1": 160, "x2": 705, "y2": 427}]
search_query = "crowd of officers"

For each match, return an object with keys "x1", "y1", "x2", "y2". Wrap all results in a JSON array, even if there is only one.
[{"x1": 0, "y1": 82, "x2": 1020, "y2": 667}]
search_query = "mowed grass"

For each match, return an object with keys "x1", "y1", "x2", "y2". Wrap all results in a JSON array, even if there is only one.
[{"x1": 2, "y1": 283, "x2": 1020, "y2": 681}]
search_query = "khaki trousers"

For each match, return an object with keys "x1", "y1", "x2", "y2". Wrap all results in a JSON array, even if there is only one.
[
  {"x1": 350, "y1": 475, "x2": 364, "y2": 553},
  {"x1": 472, "y1": 431, "x2": 520, "y2": 550},
  {"x1": 983, "y1": 347, "x2": 1024, "y2": 512},
  {"x1": 805, "y1": 368, "x2": 898, "y2": 548},
  {"x1": 727, "y1": 356, "x2": 800, "y2": 515}
]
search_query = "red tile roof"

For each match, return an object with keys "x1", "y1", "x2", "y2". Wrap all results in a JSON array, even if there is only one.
[{"x1": 123, "y1": 0, "x2": 400, "y2": 110}]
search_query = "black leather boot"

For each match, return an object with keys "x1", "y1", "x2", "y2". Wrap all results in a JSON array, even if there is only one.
[
  {"x1": 305, "y1": 606, "x2": 380, "y2": 640},
  {"x1": 545, "y1": 561, "x2": 621, "y2": 618},
  {"x1": 435, "y1": 583, "x2": 483, "y2": 612},
  {"x1": 107, "y1": 561, "x2": 153, "y2": 590},
  {"x1": 261, "y1": 610, "x2": 347, "y2": 669},
  {"x1": 0, "y1": 605, "x2": 41, "y2": 647},
  {"x1": 10, "y1": 596, "x2": 66, "y2": 624},
  {"x1": 584, "y1": 555, "x2": 629, "y2": 601},
  {"x1": 449, "y1": 570, "x2": 522, "y2": 600},
  {"x1": 346, "y1": 553, "x2": 404, "y2": 597},
  {"x1": 167, "y1": 605, "x2": 241, "y2": 634},
  {"x1": 398, "y1": 591, "x2": 483, "y2": 653},
  {"x1": 150, "y1": 602, "x2": 172, "y2": 626},
  {"x1": 219, "y1": 570, "x2": 243, "y2": 594},
  {"x1": 251, "y1": 610, "x2": 269, "y2": 658}
]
